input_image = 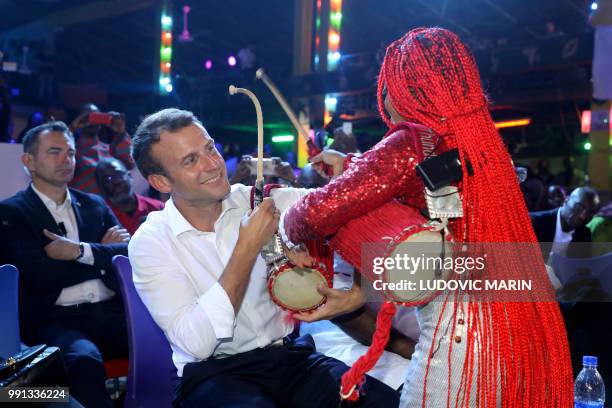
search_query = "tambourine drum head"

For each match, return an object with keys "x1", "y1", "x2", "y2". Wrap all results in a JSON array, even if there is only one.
[
  {"x1": 270, "y1": 267, "x2": 328, "y2": 312},
  {"x1": 383, "y1": 230, "x2": 452, "y2": 304}
]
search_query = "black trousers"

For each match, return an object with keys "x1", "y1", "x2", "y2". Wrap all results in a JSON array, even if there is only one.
[
  {"x1": 35, "y1": 298, "x2": 128, "y2": 408},
  {"x1": 175, "y1": 334, "x2": 399, "y2": 408}
]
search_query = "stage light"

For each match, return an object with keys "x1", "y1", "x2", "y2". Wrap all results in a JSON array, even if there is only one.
[
  {"x1": 205, "y1": 59, "x2": 213, "y2": 70},
  {"x1": 161, "y1": 47, "x2": 172, "y2": 60},
  {"x1": 591, "y1": 2, "x2": 598, "y2": 11},
  {"x1": 161, "y1": 15, "x2": 172, "y2": 28},
  {"x1": 228, "y1": 56, "x2": 237, "y2": 66},
  {"x1": 329, "y1": 32, "x2": 340, "y2": 46},
  {"x1": 328, "y1": 52, "x2": 341, "y2": 62},
  {"x1": 325, "y1": 96, "x2": 338, "y2": 108},
  {"x1": 581, "y1": 110, "x2": 592, "y2": 133},
  {"x1": 271, "y1": 135, "x2": 295, "y2": 143},
  {"x1": 494, "y1": 118, "x2": 531, "y2": 129}
]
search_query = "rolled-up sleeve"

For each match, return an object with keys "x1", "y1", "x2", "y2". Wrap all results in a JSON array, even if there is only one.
[{"x1": 129, "y1": 231, "x2": 236, "y2": 360}]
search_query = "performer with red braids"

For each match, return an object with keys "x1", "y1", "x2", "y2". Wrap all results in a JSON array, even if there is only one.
[{"x1": 281, "y1": 27, "x2": 574, "y2": 407}]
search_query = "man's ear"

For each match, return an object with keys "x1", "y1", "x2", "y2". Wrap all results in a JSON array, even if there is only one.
[
  {"x1": 148, "y1": 173, "x2": 172, "y2": 194},
  {"x1": 22, "y1": 153, "x2": 35, "y2": 175}
]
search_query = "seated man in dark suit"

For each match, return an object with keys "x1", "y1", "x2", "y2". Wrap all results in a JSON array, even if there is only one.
[
  {"x1": 530, "y1": 186, "x2": 600, "y2": 259},
  {"x1": 530, "y1": 186, "x2": 609, "y2": 390},
  {"x1": 0, "y1": 122, "x2": 129, "y2": 408}
]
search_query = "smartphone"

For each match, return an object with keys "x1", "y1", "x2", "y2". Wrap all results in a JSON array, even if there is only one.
[
  {"x1": 342, "y1": 122, "x2": 352, "y2": 135},
  {"x1": 415, "y1": 149, "x2": 462, "y2": 191},
  {"x1": 241, "y1": 155, "x2": 281, "y2": 176},
  {"x1": 88, "y1": 112, "x2": 113, "y2": 126}
]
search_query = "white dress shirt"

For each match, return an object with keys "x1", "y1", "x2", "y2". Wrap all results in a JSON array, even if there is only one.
[
  {"x1": 128, "y1": 184, "x2": 309, "y2": 376},
  {"x1": 546, "y1": 209, "x2": 576, "y2": 290},
  {"x1": 31, "y1": 184, "x2": 115, "y2": 306},
  {"x1": 552, "y1": 208, "x2": 575, "y2": 254}
]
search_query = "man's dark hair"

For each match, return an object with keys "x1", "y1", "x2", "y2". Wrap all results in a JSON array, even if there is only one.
[
  {"x1": 22, "y1": 121, "x2": 73, "y2": 155},
  {"x1": 131, "y1": 108, "x2": 202, "y2": 178}
]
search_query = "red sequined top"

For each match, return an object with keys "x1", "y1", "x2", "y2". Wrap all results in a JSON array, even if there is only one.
[{"x1": 283, "y1": 122, "x2": 449, "y2": 245}]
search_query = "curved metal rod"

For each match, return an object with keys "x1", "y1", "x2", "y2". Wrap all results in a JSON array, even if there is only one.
[{"x1": 229, "y1": 85, "x2": 264, "y2": 186}]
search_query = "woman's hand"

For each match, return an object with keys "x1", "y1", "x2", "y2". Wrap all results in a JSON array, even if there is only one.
[
  {"x1": 310, "y1": 149, "x2": 346, "y2": 179},
  {"x1": 293, "y1": 283, "x2": 366, "y2": 322}
]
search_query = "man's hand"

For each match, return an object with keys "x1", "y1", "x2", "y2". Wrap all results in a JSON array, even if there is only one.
[
  {"x1": 43, "y1": 229, "x2": 81, "y2": 261},
  {"x1": 293, "y1": 283, "x2": 366, "y2": 322},
  {"x1": 107, "y1": 111, "x2": 127, "y2": 135},
  {"x1": 230, "y1": 160, "x2": 252, "y2": 184},
  {"x1": 276, "y1": 162, "x2": 296, "y2": 184},
  {"x1": 101, "y1": 225, "x2": 131, "y2": 244},
  {"x1": 310, "y1": 149, "x2": 346, "y2": 178},
  {"x1": 238, "y1": 198, "x2": 280, "y2": 253},
  {"x1": 69, "y1": 112, "x2": 89, "y2": 134}
]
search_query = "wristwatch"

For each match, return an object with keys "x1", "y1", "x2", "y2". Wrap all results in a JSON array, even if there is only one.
[{"x1": 75, "y1": 243, "x2": 85, "y2": 261}]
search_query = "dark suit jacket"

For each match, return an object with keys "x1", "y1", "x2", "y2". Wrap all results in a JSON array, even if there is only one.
[
  {"x1": 0, "y1": 185, "x2": 128, "y2": 342},
  {"x1": 530, "y1": 207, "x2": 592, "y2": 244}
]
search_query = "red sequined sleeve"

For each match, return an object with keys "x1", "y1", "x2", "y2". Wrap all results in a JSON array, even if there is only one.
[{"x1": 283, "y1": 127, "x2": 421, "y2": 244}]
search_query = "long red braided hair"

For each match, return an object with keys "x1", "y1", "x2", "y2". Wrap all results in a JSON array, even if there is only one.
[{"x1": 372, "y1": 27, "x2": 573, "y2": 407}]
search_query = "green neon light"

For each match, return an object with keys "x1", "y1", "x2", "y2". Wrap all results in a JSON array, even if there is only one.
[{"x1": 272, "y1": 135, "x2": 295, "y2": 143}]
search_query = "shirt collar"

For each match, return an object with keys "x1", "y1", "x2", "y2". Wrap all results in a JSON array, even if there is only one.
[
  {"x1": 166, "y1": 189, "x2": 242, "y2": 237},
  {"x1": 31, "y1": 183, "x2": 72, "y2": 210}
]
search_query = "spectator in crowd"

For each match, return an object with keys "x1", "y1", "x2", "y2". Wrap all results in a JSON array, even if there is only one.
[
  {"x1": 530, "y1": 187, "x2": 600, "y2": 255},
  {"x1": 96, "y1": 158, "x2": 164, "y2": 235},
  {"x1": 69, "y1": 103, "x2": 134, "y2": 194},
  {"x1": 521, "y1": 167, "x2": 546, "y2": 211},
  {"x1": 0, "y1": 122, "x2": 129, "y2": 408},
  {"x1": 536, "y1": 159, "x2": 554, "y2": 184},
  {"x1": 546, "y1": 185, "x2": 567, "y2": 210},
  {"x1": 587, "y1": 201, "x2": 612, "y2": 249},
  {"x1": 229, "y1": 157, "x2": 298, "y2": 186}
]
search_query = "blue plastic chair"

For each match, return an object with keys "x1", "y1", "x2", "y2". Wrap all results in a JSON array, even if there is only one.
[
  {"x1": 112, "y1": 255, "x2": 176, "y2": 408},
  {"x1": 0, "y1": 264, "x2": 20, "y2": 360}
]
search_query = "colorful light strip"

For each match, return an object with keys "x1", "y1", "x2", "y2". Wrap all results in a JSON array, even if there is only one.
[
  {"x1": 494, "y1": 118, "x2": 531, "y2": 129},
  {"x1": 327, "y1": 0, "x2": 342, "y2": 71},
  {"x1": 159, "y1": 13, "x2": 173, "y2": 95}
]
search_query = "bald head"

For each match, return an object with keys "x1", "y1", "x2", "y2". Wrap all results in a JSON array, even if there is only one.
[{"x1": 560, "y1": 187, "x2": 600, "y2": 230}]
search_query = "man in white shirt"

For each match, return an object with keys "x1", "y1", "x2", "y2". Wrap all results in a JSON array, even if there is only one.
[
  {"x1": 129, "y1": 108, "x2": 398, "y2": 407},
  {"x1": 0, "y1": 121, "x2": 130, "y2": 408}
]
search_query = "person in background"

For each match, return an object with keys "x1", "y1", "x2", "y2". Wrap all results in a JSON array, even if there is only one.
[
  {"x1": 96, "y1": 158, "x2": 164, "y2": 235},
  {"x1": 546, "y1": 185, "x2": 567, "y2": 210},
  {"x1": 0, "y1": 121, "x2": 129, "y2": 408},
  {"x1": 69, "y1": 103, "x2": 134, "y2": 194},
  {"x1": 587, "y1": 201, "x2": 612, "y2": 252}
]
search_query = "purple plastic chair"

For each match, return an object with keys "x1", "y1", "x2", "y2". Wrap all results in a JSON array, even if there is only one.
[
  {"x1": 0, "y1": 264, "x2": 20, "y2": 360},
  {"x1": 112, "y1": 255, "x2": 176, "y2": 408}
]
